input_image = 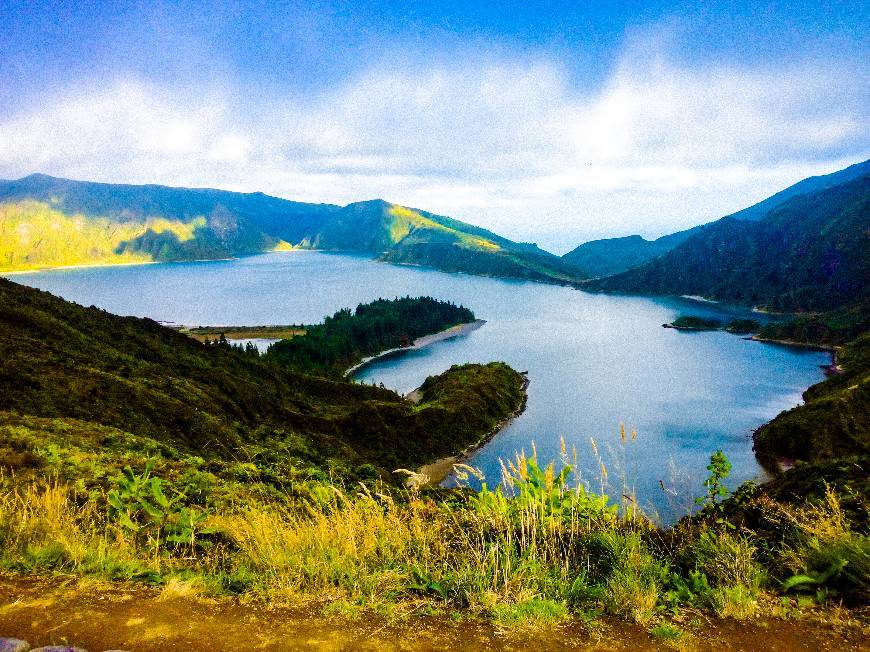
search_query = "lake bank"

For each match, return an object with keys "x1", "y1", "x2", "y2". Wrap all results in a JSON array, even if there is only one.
[
  {"x1": 13, "y1": 251, "x2": 830, "y2": 523},
  {"x1": 415, "y1": 373, "x2": 530, "y2": 486},
  {"x1": 181, "y1": 325, "x2": 305, "y2": 342},
  {"x1": 345, "y1": 319, "x2": 487, "y2": 377}
]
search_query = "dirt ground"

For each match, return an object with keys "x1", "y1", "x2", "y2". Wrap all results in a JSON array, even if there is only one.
[{"x1": 0, "y1": 575, "x2": 867, "y2": 651}]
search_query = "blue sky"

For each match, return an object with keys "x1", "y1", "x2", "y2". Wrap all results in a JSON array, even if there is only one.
[{"x1": 1, "y1": 1, "x2": 867, "y2": 250}]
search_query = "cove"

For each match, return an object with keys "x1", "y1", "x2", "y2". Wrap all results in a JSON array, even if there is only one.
[{"x1": 8, "y1": 251, "x2": 829, "y2": 523}]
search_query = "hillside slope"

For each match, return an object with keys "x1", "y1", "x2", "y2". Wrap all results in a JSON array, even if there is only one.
[
  {"x1": 0, "y1": 278, "x2": 526, "y2": 473},
  {"x1": 561, "y1": 228, "x2": 698, "y2": 278},
  {"x1": 0, "y1": 174, "x2": 582, "y2": 282},
  {"x1": 587, "y1": 174, "x2": 870, "y2": 311},
  {"x1": 753, "y1": 333, "x2": 870, "y2": 470},
  {"x1": 562, "y1": 159, "x2": 870, "y2": 278}
]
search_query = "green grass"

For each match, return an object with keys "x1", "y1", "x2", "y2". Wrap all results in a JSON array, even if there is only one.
[{"x1": 2, "y1": 438, "x2": 865, "y2": 626}]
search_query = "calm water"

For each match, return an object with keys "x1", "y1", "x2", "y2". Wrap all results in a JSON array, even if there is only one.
[{"x1": 8, "y1": 252, "x2": 829, "y2": 523}]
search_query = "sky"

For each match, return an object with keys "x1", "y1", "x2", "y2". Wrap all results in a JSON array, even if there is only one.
[{"x1": 0, "y1": 1, "x2": 867, "y2": 252}]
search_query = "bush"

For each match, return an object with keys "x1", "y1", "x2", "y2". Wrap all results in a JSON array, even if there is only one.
[
  {"x1": 600, "y1": 532, "x2": 666, "y2": 625},
  {"x1": 688, "y1": 530, "x2": 764, "y2": 590}
]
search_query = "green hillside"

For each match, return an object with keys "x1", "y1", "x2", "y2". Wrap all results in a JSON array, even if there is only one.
[
  {"x1": 0, "y1": 278, "x2": 526, "y2": 473},
  {"x1": 562, "y1": 159, "x2": 870, "y2": 278},
  {"x1": 561, "y1": 229, "x2": 698, "y2": 278},
  {"x1": 587, "y1": 174, "x2": 870, "y2": 312},
  {"x1": 753, "y1": 332, "x2": 870, "y2": 470},
  {"x1": 0, "y1": 174, "x2": 583, "y2": 283},
  {"x1": 728, "y1": 158, "x2": 870, "y2": 222},
  {"x1": 1, "y1": 270, "x2": 868, "y2": 626}
]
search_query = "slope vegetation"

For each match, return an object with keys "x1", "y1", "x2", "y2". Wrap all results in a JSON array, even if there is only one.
[
  {"x1": 587, "y1": 174, "x2": 870, "y2": 312},
  {"x1": 563, "y1": 159, "x2": 870, "y2": 278},
  {"x1": 0, "y1": 175, "x2": 582, "y2": 282},
  {"x1": 0, "y1": 278, "x2": 526, "y2": 472},
  {"x1": 561, "y1": 229, "x2": 698, "y2": 278}
]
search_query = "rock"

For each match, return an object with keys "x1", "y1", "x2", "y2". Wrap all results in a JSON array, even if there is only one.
[{"x1": 0, "y1": 639, "x2": 30, "y2": 652}]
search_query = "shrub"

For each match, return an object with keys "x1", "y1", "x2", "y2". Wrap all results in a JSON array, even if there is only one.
[
  {"x1": 688, "y1": 530, "x2": 764, "y2": 589},
  {"x1": 600, "y1": 532, "x2": 666, "y2": 625}
]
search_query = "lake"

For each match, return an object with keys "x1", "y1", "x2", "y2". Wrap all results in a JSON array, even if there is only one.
[{"x1": 8, "y1": 251, "x2": 829, "y2": 523}]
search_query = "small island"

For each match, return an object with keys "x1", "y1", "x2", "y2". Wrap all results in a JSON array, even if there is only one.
[
  {"x1": 664, "y1": 315, "x2": 761, "y2": 333},
  {"x1": 663, "y1": 315, "x2": 723, "y2": 331}
]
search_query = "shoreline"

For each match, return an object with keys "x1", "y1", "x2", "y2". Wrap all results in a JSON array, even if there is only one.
[
  {"x1": 344, "y1": 319, "x2": 487, "y2": 377},
  {"x1": 0, "y1": 249, "x2": 328, "y2": 277},
  {"x1": 748, "y1": 334, "x2": 836, "y2": 352},
  {"x1": 416, "y1": 374, "x2": 530, "y2": 487},
  {"x1": 1, "y1": 260, "x2": 162, "y2": 275}
]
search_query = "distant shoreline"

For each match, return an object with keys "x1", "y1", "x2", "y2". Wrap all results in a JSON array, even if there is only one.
[
  {"x1": 748, "y1": 335, "x2": 836, "y2": 352},
  {"x1": 344, "y1": 319, "x2": 487, "y2": 377},
  {"x1": 1, "y1": 260, "x2": 161, "y2": 275}
]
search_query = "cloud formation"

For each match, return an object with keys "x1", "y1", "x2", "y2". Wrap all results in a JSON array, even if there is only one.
[{"x1": 0, "y1": 42, "x2": 866, "y2": 251}]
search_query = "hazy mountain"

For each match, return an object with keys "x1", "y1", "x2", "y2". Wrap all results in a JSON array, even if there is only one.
[
  {"x1": 561, "y1": 228, "x2": 699, "y2": 279},
  {"x1": 562, "y1": 159, "x2": 870, "y2": 278},
  {"x1": 0, "y1": 174, "x2": 583, "y2": 282},
  {"x1": 587, "y1": 173, "x2": 870, "y2": 311}
]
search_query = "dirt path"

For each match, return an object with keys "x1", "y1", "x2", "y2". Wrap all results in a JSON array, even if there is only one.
[{"x1": 0, "y1": 575, "x2": 866, "y2": 651}]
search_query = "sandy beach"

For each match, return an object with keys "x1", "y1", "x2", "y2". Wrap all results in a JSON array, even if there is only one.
[{"x1": 344, "y1": 319, "x2": 487, "y2": 377}]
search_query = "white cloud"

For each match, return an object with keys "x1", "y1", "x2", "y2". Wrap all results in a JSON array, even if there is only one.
[{"x1": 0, "y1": 43, "x2": 866, "y2": 251}]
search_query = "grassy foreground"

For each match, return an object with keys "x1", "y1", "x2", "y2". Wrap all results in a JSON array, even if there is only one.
[{"x1": 0, "y1": 426, "x2": 866, "y2": 631}]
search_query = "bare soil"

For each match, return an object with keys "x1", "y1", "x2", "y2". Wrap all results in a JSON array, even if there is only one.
[{"x1": 0, "y1": 575, "x2": 867, "y2": 651}]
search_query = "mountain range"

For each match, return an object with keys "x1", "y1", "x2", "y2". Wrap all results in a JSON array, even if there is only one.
[
  {"x1": 2, "y1": 160, "x2": 868, "y2": 313},
  {"x1": 585, "y1": 166, "x2": 869, "y2": 312},
  {"x1": 563, "y1": 159, "x2": 870, "y2": 280},
  {"x1": 0, "y1": 173, "x2": 581, "y2": 282}
]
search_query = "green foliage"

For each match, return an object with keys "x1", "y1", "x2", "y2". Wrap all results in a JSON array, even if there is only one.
[
  {"x1": 600, "y1": 532, "x2": 666, "y2": 625},
  {"x1": 754, "y1": 334, "x2": 870, "y2": 467},
  {"x1": 695, "y1": 450, "x2": 732, "y2": 511},
  {"x1": 471, "y1": 456, "x2": 615, "y2": 527},
  {"x1": 0, "y1": 174, "x2": 583, "y2": 282},
  {"x1": 567, "y1": 159, "x2": 870, "y2": 280},
  {"x1": 663, "y1": 569, "x2": 713, "y2": 610},
  {"x1": 759, "y1": 302, "x2": 870, "y2": 346},
  {"x1": 107, "y1": 462, "x2": 210, "y2": 548},
  {"x1": 688, "y1": 530, "x2": 763, "y2": 589},
  {"x1": 266, "y1": 296, "x2": 474, "y2": 375},
  {"x1": 561, "y1": 230, "x2": 697, "y2": 278},
  {"x1": 649, "y1": 622, "x2": 685, "y2": 642},
  {"x1": 0, "y1": 278, "x2": 525, "y2": 474},
  {"x1": 669, "y1": 315, "x2": 722, "y2": 330},
  {"x1": 590, "y1": 173, "x2": 870, "y2": 312},
  {"x1": 726, "y1": 318, "x2": 761, "y2": 334},
  {"x1": 489, "y1": 598, "x2": 568, "y2": 626}
]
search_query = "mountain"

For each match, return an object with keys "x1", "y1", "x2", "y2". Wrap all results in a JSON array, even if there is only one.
[
  {"x1": 587, "y1": 173, "x2": 870, "y2": 312},
  {"x1": 561, "y1": 228, "x2": 699, "y2": 278},
  {"x1": 727, "y1": 158, "x2": 870, "y2": 222},
  {"x1": 0, "y1": 174, "x2": 582, "y2": 283},
  {"x1": 0, "y1": 277, "x2": 526, "y2": 473},
  {"x1": 562, "y1": 159, "x2": 870, "y2": 278}
]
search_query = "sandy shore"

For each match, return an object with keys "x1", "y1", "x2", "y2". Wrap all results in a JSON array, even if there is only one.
[{"x1": 344, "y1": 319, "x2": 487, "y2": 377}]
